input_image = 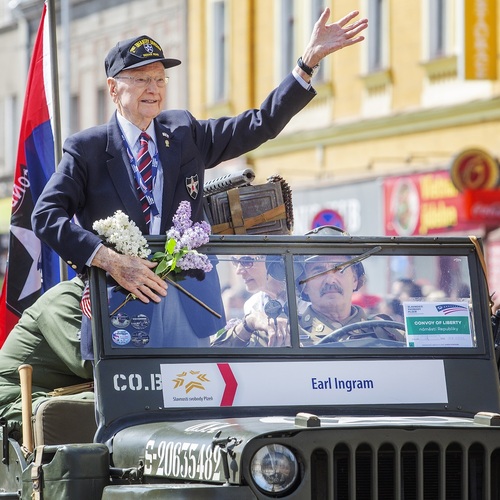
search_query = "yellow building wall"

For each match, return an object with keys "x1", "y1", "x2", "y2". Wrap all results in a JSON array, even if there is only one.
[
  {"x1": 327, "y1": 0, "x2": 368, "y2": 120},
  {"x1": 187, "y1": 0, "x2": 207, "y2": 117},
  {"x1": 390, "y1": 0, "x2": 423, "y2": 109},
  {"x1": 187, "y1": 0, "x2": 500, "y2": 189},
  {"x1": 253, "y1": 0, "x2": 276, "y2": 100}
]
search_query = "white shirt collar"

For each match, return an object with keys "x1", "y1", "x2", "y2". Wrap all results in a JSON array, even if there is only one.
[{"x1": 116, "y1": 113, "x2": 157, "y2": 150}]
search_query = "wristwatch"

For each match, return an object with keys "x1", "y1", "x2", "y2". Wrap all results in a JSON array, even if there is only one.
[{"x1": 297, "y1": 56, "x2": 319, "y2": 77}]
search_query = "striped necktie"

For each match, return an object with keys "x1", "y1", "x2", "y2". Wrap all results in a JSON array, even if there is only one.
[{"x1": 136, "y1": 132, "x2": 153, "y2": 223}]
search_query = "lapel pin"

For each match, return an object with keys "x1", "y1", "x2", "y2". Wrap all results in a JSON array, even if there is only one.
[{"x1": 162, "y1": 132, "x2": 170, "y2": 148}]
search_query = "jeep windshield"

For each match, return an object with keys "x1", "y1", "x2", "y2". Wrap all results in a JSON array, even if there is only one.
[{"x1": 97, "y1": 235, "x2": 483, "y2": 354}]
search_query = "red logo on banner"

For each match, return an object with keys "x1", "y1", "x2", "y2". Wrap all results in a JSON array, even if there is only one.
[{"x1": 217, "y1": 363, "x2": 238, "y2": 406}]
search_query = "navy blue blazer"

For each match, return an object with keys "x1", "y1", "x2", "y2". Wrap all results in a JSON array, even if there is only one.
[{"x1": 32, "y1": 73, "x2": 315, "y2": 272}]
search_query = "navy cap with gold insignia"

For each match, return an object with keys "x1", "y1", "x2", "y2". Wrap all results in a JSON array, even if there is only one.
[{"x1": 105, "y1": 35, "x2": 181, "y2": 77}]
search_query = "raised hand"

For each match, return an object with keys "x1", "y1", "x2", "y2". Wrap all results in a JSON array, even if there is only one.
[{"x1": 298, "y1": 8, "x2": 368, "y2": 73}]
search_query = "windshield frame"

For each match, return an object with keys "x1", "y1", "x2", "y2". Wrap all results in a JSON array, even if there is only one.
[{"x1": 89, "y1": 234, "x2": 492, "y2": 359}]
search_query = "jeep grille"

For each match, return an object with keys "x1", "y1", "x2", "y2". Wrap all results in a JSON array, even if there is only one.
[{"x1": 307, "y1": 428, "x2": 500, "y2": 499}]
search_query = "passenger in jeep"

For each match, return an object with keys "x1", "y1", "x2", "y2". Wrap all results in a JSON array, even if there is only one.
[
  {"x1": 298, "y1": 255, "x2": 405, "y2": 345},
  {"x1": 212, "y1": 255, "x2": 290, "y2": 348}
]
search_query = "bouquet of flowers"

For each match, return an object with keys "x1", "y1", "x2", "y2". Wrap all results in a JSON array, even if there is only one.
[
  {"x1": 93, "y1": 202, "x2": 217, "y2": 316},
  {"x1": 151, "y1": 201, "x2": 213, "y2": 279}
]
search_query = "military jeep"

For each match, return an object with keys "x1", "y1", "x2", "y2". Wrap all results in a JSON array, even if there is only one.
[{"x1": 1, "y1": 232, "x2": 500, "y2": 499}]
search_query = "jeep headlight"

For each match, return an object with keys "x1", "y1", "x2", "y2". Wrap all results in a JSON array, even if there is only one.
[{"x1": 250, "y1": 444, "x2": 299, "y2": 494}]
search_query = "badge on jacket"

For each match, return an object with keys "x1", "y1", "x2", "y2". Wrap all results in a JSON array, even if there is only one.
[{"x1": 186, "y1": 174, "x2": 199, "y2": 199}]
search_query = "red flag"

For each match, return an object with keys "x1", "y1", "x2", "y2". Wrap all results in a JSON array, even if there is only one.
[{"x1": 0, "y1": 2, "x2": 60, "y2": 345}]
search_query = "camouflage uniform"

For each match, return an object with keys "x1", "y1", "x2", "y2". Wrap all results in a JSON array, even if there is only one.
[
  {"x1": 0, "y1": 277, "x2": 94, "y2": 427},
  {"x1": 211, "y1": 318, "x2": 281, "y2": 348},
  {"x1": 299, "y1": 304, "x2": 405, "y2": 346}
]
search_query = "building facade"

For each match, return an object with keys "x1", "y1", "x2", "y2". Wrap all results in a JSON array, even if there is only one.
[
  {"x1": 1, "y1": 0, "x2": 500, "y2": 294},
  {"x1": 187, "y1": 0, "x2": 500, "y2": 292},
  {"x1": 0, "y1": 0, "x2": 188, "y2": 227}
]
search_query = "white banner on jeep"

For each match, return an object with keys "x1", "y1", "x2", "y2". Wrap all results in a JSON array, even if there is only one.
[{"x1": 160, "y1": 359, "x2": 447, "y2": 408}]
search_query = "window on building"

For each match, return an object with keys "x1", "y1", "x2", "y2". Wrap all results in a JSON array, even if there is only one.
[
  {"x1": 367, "y1": 0, "x2": 386, "y2": 73},
  {"x1": 96, "y1": 88, "x2": 107, "y2": 125},
  {"x1": 310, "y1": 0, "x2": 326, "y2": 82},
  {"x1": 70, "y1": 94, "x2": 80, "y2": 135},
  {"x1": 280, "y1": 0, "x2": 295, "y2": 80},
  {"x1": 429, "y1": 0, "x2": 446, "y2": 58},
  {"x1": 212, "y1": 0, "x2": 227, "y2": 103}
]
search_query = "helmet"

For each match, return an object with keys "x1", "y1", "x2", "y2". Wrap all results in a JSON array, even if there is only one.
[
  {"x1": 305, "y1": 225, "x2": 349, "y2": 236},
  {"x1": 265, "y1": 226, "x2": 366, "y2": 299},
  {"x1": 300, "y1": 255, "x2": 366, "y2": 299},
  {"x1": 304, "y1": 225, "x2": 365, "y2": 290}
]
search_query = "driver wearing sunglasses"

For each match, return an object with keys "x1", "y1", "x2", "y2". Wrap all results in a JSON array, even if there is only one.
[{"x1": 212, "y1": 255, "x2": 290, "y2": 347}]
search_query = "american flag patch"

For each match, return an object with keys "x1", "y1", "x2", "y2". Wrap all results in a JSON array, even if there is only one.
[{"x1": 80, "y1": 283, "x2": 92, "y2": 319}]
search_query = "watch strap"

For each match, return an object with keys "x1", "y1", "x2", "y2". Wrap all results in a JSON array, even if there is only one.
[{"x1": 297, "y1": 56, "x2": 318, "y2": 77}]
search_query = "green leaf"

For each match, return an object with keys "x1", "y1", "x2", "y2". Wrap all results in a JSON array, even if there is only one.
[
  {"x1": 166, "y1": 238, "x2": 177, "y2": 254},
  {"x1": 155, "y1": 260, "x2": 169, "y2": 275},
  {"x1": 151, "y1": 251, "x2": 166, "y2": 262}
]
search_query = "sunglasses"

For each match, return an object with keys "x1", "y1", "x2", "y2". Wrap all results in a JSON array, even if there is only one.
[{"x1": 230, "y1": 256, "x2": 264, "y2": 269}]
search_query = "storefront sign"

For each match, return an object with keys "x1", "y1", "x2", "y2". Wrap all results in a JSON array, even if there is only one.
[
  {"x1": 463, "y1": 0, "x2": 497, "y2": 80},
  {"x1": 450, "y1": 148, "x2": 499, "y2": 191},
  {"x1": 384, "y1": 171, "x2": 478, "y2": 236},
  {"x1": 464, "y1": 188, "x2": 500, "y2": 223},
  {"x1": 487, "y1": 241, "x2": 500, "y2": 305}
]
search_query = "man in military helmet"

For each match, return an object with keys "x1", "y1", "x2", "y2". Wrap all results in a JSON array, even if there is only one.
[{"x1": 298, "y1": 253, "x2": 405, "y2": 345}]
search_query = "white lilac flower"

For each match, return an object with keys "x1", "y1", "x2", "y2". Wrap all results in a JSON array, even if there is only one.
[
  {"x1": 92, "y1": 210, "x2": 150, "y2": 258},
  {"x1": 95, "y1": 202, "x2": 212, "y2": 280}
]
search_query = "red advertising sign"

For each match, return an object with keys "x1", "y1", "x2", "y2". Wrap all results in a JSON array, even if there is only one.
[
  {"x1": 464, "y1": 189, "x2": 500, "y2": 223},
  {"x1": 384, "y1": 171, "x2": 479, "y2": 236}
]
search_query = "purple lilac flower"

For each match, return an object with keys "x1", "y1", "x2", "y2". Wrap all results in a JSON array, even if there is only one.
[
  {"x1": 163, "y1": 201, "x2": 213, "y2": 272},
  {"x1": 178, "y1": 252, "x2": 213, "y2": 273},
  {"x1": 166, "y1": 228, "x2": 182, "y2": 243},
  {"x1": 179, "y1": 224, "x2": 210, "y2": 250},
  {"x1": 171, "y1": 201, "x2": 193, "y2": 233}
]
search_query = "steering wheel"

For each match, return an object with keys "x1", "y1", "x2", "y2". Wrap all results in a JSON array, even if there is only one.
[{"x1": 316, "y1": 319, "x2": 406, "y2": 345}]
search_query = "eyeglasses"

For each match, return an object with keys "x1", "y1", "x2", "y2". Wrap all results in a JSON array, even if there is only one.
[
  {"x1": 114, "y1": 75, "x2": 169, "y2": 88},
  {"x1": 230, "y1": 256, "x2": 264, "y2": 269}
]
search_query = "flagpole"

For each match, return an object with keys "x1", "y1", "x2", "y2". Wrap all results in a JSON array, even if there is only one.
[{"x1": 46, "y1": 0, "x2": 68, "y2": 281}]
